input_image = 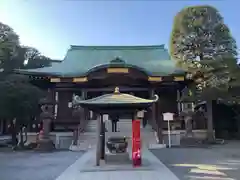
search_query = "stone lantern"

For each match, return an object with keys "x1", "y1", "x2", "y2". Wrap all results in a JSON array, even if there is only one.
[{"x1": 36, "y1": 94, "x2": 55, "y2": 151}]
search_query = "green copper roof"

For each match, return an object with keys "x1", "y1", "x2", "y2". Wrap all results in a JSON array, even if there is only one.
[
  {"x1": 73, "y1": 87, "x2": 159, "y2": 106},
  {"x1": 16, "y1": 45, "x2": 185, "y2": 77}
]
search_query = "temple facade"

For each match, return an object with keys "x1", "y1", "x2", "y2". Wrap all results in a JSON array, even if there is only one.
[{"x1": 15, "y1": 45, "x2": 208, "y2": 136}]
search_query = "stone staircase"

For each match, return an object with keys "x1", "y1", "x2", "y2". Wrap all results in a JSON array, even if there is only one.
[
  {"x1": 76, "y1": 119, "x2": 157, "y2": 151},
  {"x1": 76, "y1": 120, "x2": 98, "y2": 150},
  {"x1": 85, "y1": 120, "x2": 99, "y2": 132}
]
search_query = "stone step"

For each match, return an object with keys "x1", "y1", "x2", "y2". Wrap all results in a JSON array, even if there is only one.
[
  {"x1": 78, "y1": 137, "x2": 96, "y2": 141},
  {"x1": 85, "y1": 120, "x2": 98, "y2": 132},
  {"x1": 87, "y1": 124, "x2": 97, "y2": 127},
  {"x1": 79, "y1": 135, "x2": 97, "y2": 140}
]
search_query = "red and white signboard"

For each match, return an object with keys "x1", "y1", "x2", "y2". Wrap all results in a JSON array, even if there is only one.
[{"x1": 132, "y1": 119, "x2": 141, "y2": 167}]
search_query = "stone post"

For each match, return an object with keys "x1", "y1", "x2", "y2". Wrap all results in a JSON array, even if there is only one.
[
  {"x1": 96, "y1": 114, "x2": 101, "y2": 166},
  {"x1": 100, "y1": 114, "x2": 105, "y2": 160}
]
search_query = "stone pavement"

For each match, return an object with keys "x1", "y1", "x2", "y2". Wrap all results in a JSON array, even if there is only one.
[
  {"x1": 151, "y1": 145, "x2": 240, "y2": 180},
  {"x1": 0, "y1": 150, "x2": 83, "y2": 180},
  {"x1": 55, "y1": 147, "x2": 180, "y2": 180}
]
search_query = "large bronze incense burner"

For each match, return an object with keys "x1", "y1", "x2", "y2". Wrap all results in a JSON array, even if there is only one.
[{"x1": 106, "y1": 136, "x2": 128, "y2": 153}]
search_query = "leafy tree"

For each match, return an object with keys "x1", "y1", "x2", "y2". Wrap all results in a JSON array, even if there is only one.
[
  {"x1": 0, "y1": 22, "x2": 51, "y2": 73},
  {"x1": 0, "y1": 74, "x2": 44, "y2": 147},
  {"x1": 169, "y1": 5, "x2": 238, "y2": 141},
  {"x1": 24, "y1": 54, "x2": 51, "y2": 69},
  {"x1": 14, "y1": 46, "x2": 51, "y2": 69},
  {"x1": 0, "y1": 22, "x2": 50, "y2": 148},
  {"x1": 0, "y1": 22, "x2": 20, "y2": 73},
  {"x1": 24, "y1": 46, "x2": 40, "y2": 61}
]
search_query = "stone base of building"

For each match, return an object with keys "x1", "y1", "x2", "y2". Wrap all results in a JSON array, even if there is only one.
[
  {"x1": 36, "y1": 139, "x2": 55, "y2": 152},
  {"x1": 180, "y1": 136, "x2": 204, "y2": 147}
]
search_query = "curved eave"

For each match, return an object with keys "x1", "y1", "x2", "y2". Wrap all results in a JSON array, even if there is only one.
[
  {"x1": 14, "y1": 63, "x2": 151, "y2": 77},
  {"x1": 15, "y1": 69, "x2": 186, "y2": 78},
  {"x1": 73, "y1": 94, "x2": 159, "y2": 106},
  {"x1": 14, "y1": 61, "x2": 186, "y2": 78},
  {"x1": 14, "y1": 69, "x2": 60, "y2": 77},
  {"x1": 79, "y1": 103, "x2": 153, "y2": 113}
]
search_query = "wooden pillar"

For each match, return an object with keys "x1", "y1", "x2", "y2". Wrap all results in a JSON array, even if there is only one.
[
  {"x1": 47, "y1": 88, "x2": 54, "y2": 114},
  {"x1": 156, "y1": 97, "x2": 163, "y2": 143},
  {"x1": 54, "y1": 91, "x2": 59, "y2": 121},
  {"x1": 81, "y1": 90, "x2": 87, "y2": 120},
  {"x1": 81, "y1": 89, "x2": 86, "y2": 100},
  {"x1": 0, "y1": 120, "x2": 3, "y2": 135},
  {"x1": 150, "y1": 89, "x2": 163, "y2": 144},
  {"x1": 150, "y1": 89, "x2": 156, "y2": 128},
  {"x1": 177, "y1": 89, "x2": 181, "y2": 115}
]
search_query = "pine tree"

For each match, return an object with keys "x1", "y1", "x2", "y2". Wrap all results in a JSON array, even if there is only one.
[{"x1": 169, "y1": 5, "x2": 238, "y2": 142}]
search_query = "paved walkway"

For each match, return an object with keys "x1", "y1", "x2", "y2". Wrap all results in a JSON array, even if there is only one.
[{"x1": 55, "y1": 147, "x2": 180, "y2": 180}]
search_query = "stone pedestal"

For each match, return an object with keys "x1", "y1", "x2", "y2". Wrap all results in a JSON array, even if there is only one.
[
  {"x1": 36, "y1": 119, "x2": 55, "y2": 151},
  {"x1": 105, "y1": 151, "x2": 130, "y2": 164},
  {"x1": 36, "y1": 138, "x2": 55, "y2": 151},
  {"x1": 149, "y1": 143, "x2": 166, "y2": 149}
]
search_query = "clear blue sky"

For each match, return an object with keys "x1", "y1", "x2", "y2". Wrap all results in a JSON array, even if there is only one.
[{"x1": 0, "y1": 0, "x2": 239, "y2": 59}]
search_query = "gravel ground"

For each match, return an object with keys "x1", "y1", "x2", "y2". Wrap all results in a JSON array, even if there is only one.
[
  {"x1": 0, "y1": 150, "x2": 84, "y2": 180},
  {"x1": 151, "y1": 142, "x2": 240, "y2": 180}
]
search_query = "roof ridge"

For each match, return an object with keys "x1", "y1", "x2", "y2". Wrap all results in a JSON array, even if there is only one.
[{"x1": 70, "y1": 44, "x2": 165, "y2": 50}]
